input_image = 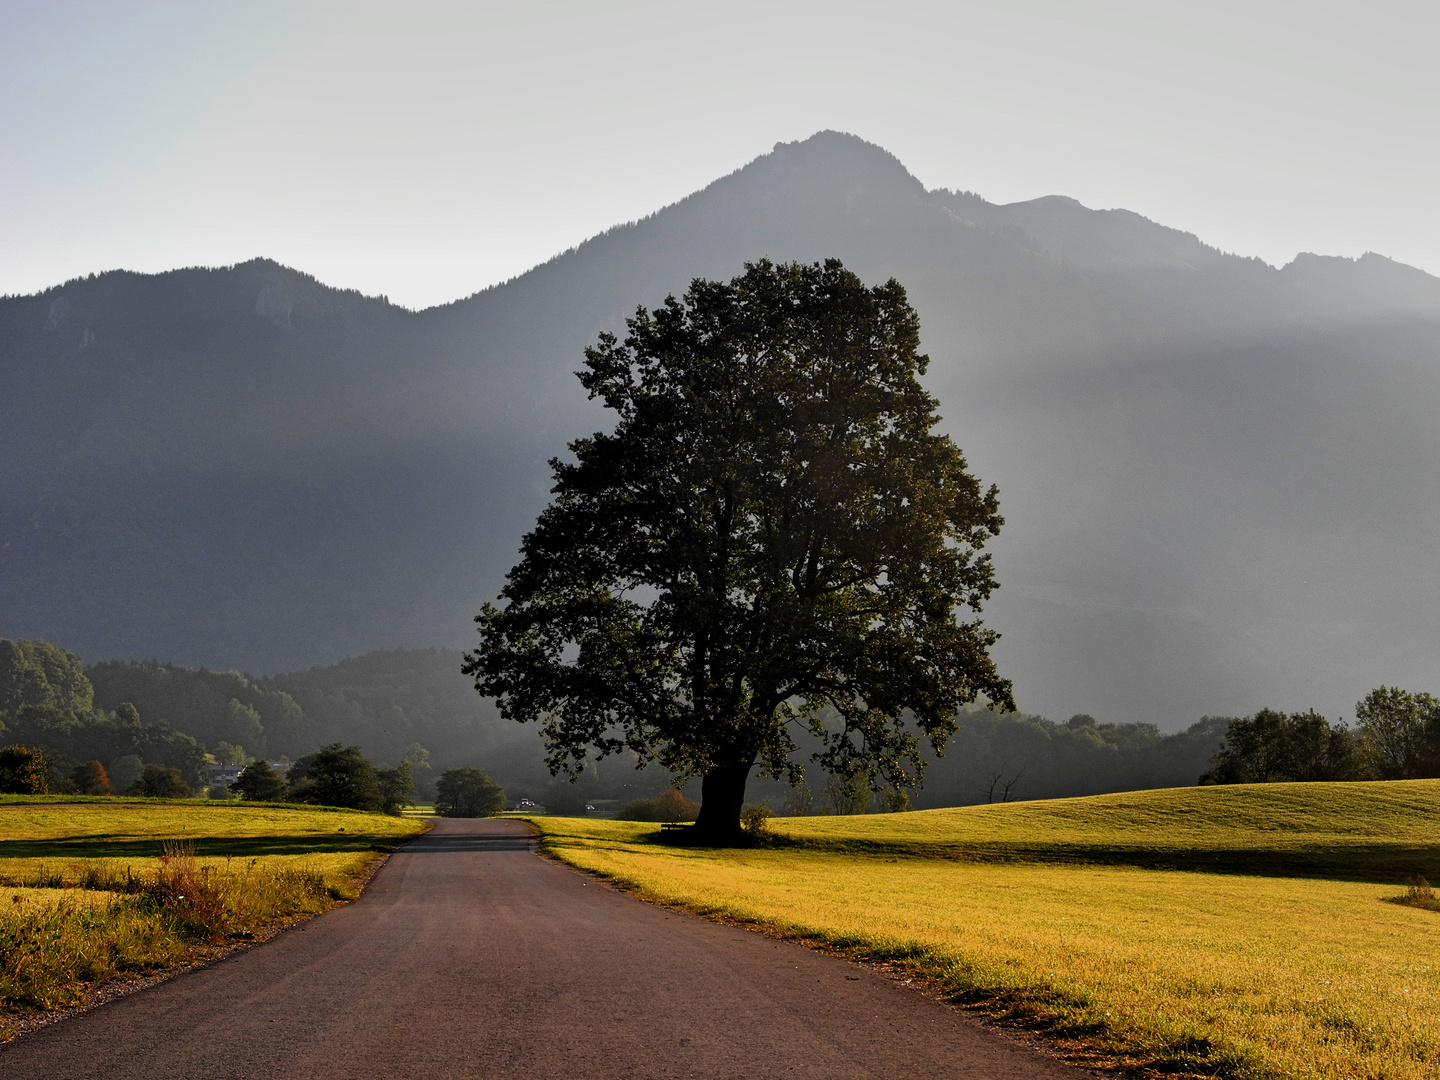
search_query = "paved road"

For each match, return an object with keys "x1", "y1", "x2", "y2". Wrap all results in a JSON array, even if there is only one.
[{"x1": 1, "y1": 818, "x2": 1091, "y2": 1079}]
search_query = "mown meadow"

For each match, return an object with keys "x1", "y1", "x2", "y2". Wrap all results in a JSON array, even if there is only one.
[
  {"x1": 531, "y1": 780, "x2": 1440, "y2": 1080},
  {"x1": 0, "y1": 796, "x2": 426, "y2": 1036}
]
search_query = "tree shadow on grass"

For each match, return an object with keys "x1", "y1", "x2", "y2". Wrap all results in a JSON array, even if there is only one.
[{"x1": 772, "y1": 837, "x2": 1440, "y2": 884}]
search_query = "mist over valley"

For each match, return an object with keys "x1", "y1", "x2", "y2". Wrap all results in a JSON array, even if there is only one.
[{"x1": 4, "y1": 131, "x2": 1438, "y2": 736}]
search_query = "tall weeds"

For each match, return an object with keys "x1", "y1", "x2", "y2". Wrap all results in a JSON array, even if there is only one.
[
  {"x1": 1398, "y1": 875, "x2": 1440, "y2": 912},
  {"x1": 1, "y1": 846, "x2": 356, "y2": 1021}
]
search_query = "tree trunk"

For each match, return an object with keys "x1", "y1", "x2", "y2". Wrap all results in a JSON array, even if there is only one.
[{"x1": 691, "y1": 759, "x2": 755, "y2": 843}]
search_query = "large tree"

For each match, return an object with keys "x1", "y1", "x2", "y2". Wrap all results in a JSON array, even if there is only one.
[{"x1": 465, "y1": 259, "x2": 1012, "y2": 841}]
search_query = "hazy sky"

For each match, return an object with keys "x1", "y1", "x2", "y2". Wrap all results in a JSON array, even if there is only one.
[{"x1": 3, "y1": 0, "x2": 1435, "y2": 309}]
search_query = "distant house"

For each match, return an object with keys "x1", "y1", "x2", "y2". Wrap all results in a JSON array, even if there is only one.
[
  {"x1": 209, "y1": 761, "x2": 288, "y2": 788},
  {"x1": 208, "y1": 764, "x2": 245, "y2": 787}
]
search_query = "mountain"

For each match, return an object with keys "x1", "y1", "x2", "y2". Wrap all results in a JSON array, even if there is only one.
[{"x1": 3, "y1": 131, "x2": 1439, "y2": 729}]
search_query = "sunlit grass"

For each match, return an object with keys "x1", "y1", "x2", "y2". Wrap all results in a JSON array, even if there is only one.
[
  {"x1": 768, "y1": 780, "x2": 1440, "y2": 880},
  {"x1": 0, "y1": 796, "x2": 420, "y2": 858},
  {"x1": 530, "y1": 782, "x2": 1440, "y2": 1080},
  {"x1": 0, "y1": 798, "x2": 427, "y2": 1034},
  {"x1": 2, "y1": 888, "x2": 121, "y2": 917}
]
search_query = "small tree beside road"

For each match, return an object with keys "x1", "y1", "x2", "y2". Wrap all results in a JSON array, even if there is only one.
[
  {"x1": 434, "y1": 767, "x2": 505, "y2": 817},
  {"x1": 377, "y1": 761, "x2": 416, "y2": 813}
]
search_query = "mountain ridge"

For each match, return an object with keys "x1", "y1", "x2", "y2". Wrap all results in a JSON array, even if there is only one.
[{"x1": 3, "y1": 130, "x2": 1438, "y2": 729}]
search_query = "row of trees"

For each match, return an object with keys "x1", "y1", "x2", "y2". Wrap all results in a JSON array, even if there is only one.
[
  {"x1": 0, "y1": 744, "x2": 205, "y2": 798},
  {"x1": 229, "y1": 744, "x2": 416, "y2": 812},
  {"x1": 1201, "y1": 688, "x2": 1440, "y2": 784},
  {"x1": 230, "y1": 745, "x2": 505, "y2": 816},
  {"x1": 0, "y1": 641, "x2": 476, "y2": 809},
  {"x1": 1, "y1": 734, "x2": 507, "y2": 818},
  {"x1": 5, "y1": 639, "x2": 543, "y2": 800},
  {"x1": 0, "y1": 639, "x2": 212, "y2": 791}
]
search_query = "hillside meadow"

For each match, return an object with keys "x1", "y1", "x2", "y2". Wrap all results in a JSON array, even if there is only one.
[
  {"x1": 0, "y1": 796, "x2": 426, "y2": 1034},
  {"x1": 531, "y1": 780, "x2": 1440, "y2": 1080}
]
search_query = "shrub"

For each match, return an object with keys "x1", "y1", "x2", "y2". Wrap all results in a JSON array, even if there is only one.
[
  {"x1": 741, "y1": 802, "x2": 773, "y2": 836},
  {"x1": 1400, "y1": 876, "x2": 1439, "y2": 912},
  {"x1": 616, "y1": 789, "x2": 699, "y2": 822},
  {"x1": 0, "y1": 745, "x2": 48, "y2": 794},
  {"x1": 130, "y1": 764, "x2": 192, "y2": 798},
  {"x1": 71, "y1": 760, "x2": 111, "y2": 796}
]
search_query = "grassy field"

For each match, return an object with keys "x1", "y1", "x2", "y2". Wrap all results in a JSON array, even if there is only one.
[
  {"x1": 531, "y1": 780, "x2": 1440, "y2": 1080},
  {"x1": 0, "y1": 796, "x2": 427, "y2": 1033}
]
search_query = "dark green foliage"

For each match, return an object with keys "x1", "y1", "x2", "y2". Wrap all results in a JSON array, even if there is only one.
[
  {"x1": 88, "y1": 659, "x2": 310, "y2": 758},
  {"x1": 615, "y1": 789, "x2": 699, "y2": 822},
  {"x1": 260, "y1": 649, "x2": 533, "y2": 783},
  {"x1": 0, "y1": 639, "x2": 94, "y2": 714},
  {"x1": 542, "y1": 782, "x2": 589, "y2": 816},
  {"x1": 1355, "y1": 686, "x2": 1440, "y2": 779},
  {"x1": 0, "y1": 701, "x2": 208, "y2": 789},
  {"x1": 434, "y1": 767, "x2": 505, "y2": 817},
  {"x1": 0, "y1": 745, "x2": 49, "y2": 794},
  {"x1": 286, "y1": 744, "x2": 380, "y2": 810},
  {"x1": 232, "y1": 758, "x2": 287, "y2": 802},
  {"x1": 212, "y1": 741, "x2": 248, "y2": 765},
  {"x1": 131, "y1": 764, "x2": 192, "y2": 798},
  {"x1": 376, "y1": 760, "x2": 415, "y2": 813},
  {"x1": 468, "y1": 260, "x2": 1011, "y2": 840},
  {"x1": 895, "y1": 711, "x2": 1230, "y2": 808},
  {"x1": 1200, "y1": 710, "x2": 1368, "y2": 784},
  {"x1": 71, "y1": 759, "x2": 111, "y2": 795}
]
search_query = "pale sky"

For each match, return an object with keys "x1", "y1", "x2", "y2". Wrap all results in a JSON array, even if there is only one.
[{"x1": 2, "y1": 0, "x2": 1436, "y2": 310}]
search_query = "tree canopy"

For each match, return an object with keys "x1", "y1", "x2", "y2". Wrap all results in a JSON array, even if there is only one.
[
  {"x1": 465, "y1": 259, "x2": 1012, "y2": 840},
  {"x1": 1200, "y1": 709, "x2": 1366, "y2": 784},
  {"x1": 1354, "y1": 686, "x2": 1440, "y2": 779},
  {"x1": 434, "y1": 766, "x2": 505, "y2": 817},
  {"x1": 286, "y1": 743, "x2": 381, "y2": 810},
  {"x1": 0, "y1": 639, "x2": 93, "y2": 714},
  {"x1": 233, "y1": 758, "x2": 287, "y2": 802}
]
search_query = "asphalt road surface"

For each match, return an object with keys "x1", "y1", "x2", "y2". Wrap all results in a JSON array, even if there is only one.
[{"x1": 1, "y1": 818, "x2": 1093, "y2": 1079}]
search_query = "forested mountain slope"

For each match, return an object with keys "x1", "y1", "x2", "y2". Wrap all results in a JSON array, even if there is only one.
[{"x1": 4, "y1": 131, "x2": 1438, "y2": 727}]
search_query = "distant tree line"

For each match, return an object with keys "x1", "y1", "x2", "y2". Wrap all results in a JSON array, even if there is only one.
[
  {"x1": 1201, "y1": 689, "x2": 1440, "y2": 785},
  {"x1": 9, "y1": 637, "x2": 1436, "y2": 811},
  {"x1": 86, "y1": 647, "x2": 545, "y2": 797},
  {"x1": 901, "y1": 710, "x2": 1230, "y2": 808},
  {"x1": 0, "y1": 639, "x2": 507, "y2": 813},
  {"x1": 1, "y1": 640, "x2": 210, "y2": 792}
]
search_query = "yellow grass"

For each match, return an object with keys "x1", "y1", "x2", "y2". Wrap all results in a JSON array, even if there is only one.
[
  {"x1": 0, "y1": 796, "x2": 423, "y2": 886},
  {"x1": 3, "y1": 888, "x2": 120, "y2": 917},
  {"x1": 531, "y1": 783, "x2": 1440, "y2": 1080},
  {"x1": 0, "y1": 798, "x2": 427, "y2": 1032}
]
